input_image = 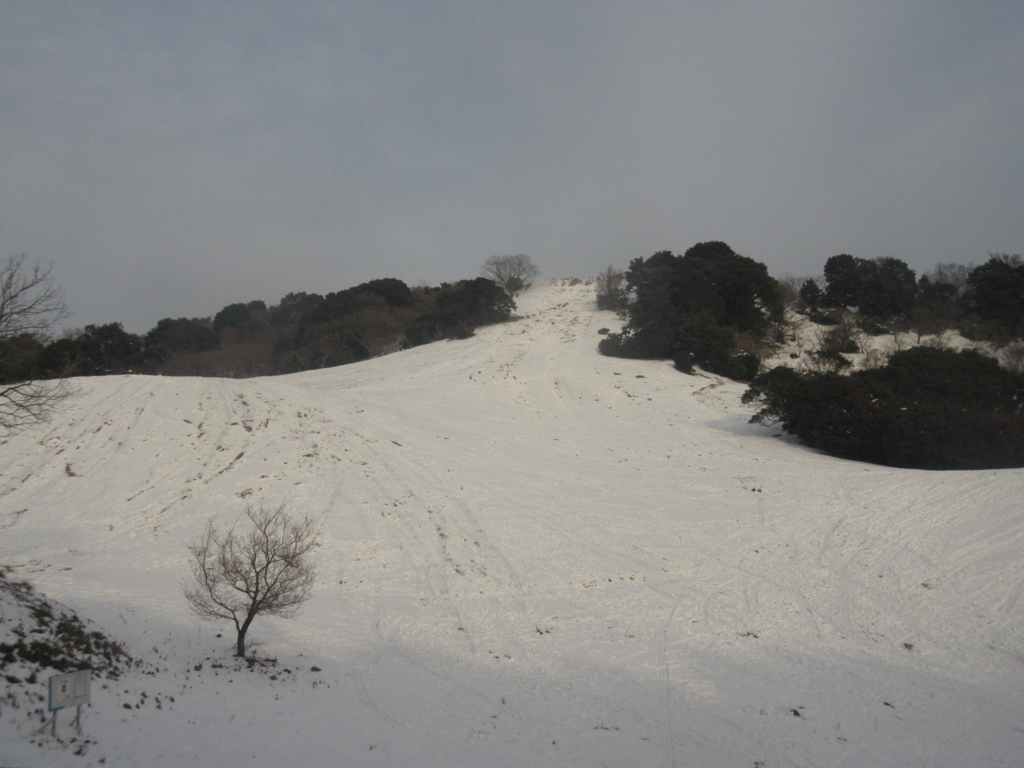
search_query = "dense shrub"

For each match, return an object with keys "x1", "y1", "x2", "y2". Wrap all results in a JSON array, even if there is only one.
[
  {"x1": 600, "y1": 243, "x2": 779, "y2": 379},
  {"x1": 881, "y1": 402, "x2": 1024, "y2": 470},
  {"x1": 743, "y1": 347, "x2": 1024, "y2": 469},
  {"x1": 806, "y1": 308, "x2": 842, "y2": 326},
  {"x1": 878, "y1": 347, "x2": 1024, "y2": 414},
  {"x1": 798, "y1": 279, "x2": 822, "y2": 311},
  {"x1": 964, "y1": 255, "x2": 1024, "y2": 339},
  {"x1": 145, "y1": 317, "x2": 220, "y2": 364},
  {"x1": 351, "y1": 278, "x2": 414, "y2": 308},
  {"x1": 236, "y1": 277, "x2": 513, "y2": 375},
  {"x1": 818, "y1": 319, "x2": 859, "y2": 354},
  {"x1": 432, "y1": 278, "x2": 516, "y2": 338},
  {"x1": 823, "y1": 254, "x2": 917, "y2": 318},
  {"x1": 0, "y1": 333, "x2": 47, "y2": 382},
  {"x1": 671, "y1": 314, "x2": 758, "y2": 379}
]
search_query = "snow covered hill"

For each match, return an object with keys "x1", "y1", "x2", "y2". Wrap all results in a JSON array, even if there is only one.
[{"x1": 2, "y1": 278, "x2": 1023, "y2": 767}]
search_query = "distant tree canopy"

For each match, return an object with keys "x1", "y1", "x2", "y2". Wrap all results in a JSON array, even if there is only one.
[
  {"x1": 213, "y1": 300, "x2": 268, "y2": 338},
  {"x1": 599, "y1": 242, "x2": 781, "y2": 379},
  {"x1": 145, "y1": 318, "x2": 220, "y2": 363},
  {"x1": 8, "y1": 244, "x2": 1022, "y2": 384},
  {"x1": 822, "y1": 254, "x2": 918, "y2": 318},
  {"x1": 798, "y1": 251, "x2": 1024, "y2": 341},
  {"x1": 271, "y1": 292, "x2": 325, "y2": 326},
  {"x1": 351, "y1": 278, "x2": 415, "y2": 308},
  {"x1": 743, "y1": 347, "x2": 1024, "y2": 470},
  {"x1": 271, "y1": 277, "x2": 515, "y2": 374},
  {"x1": 965, "y1": 255, "x2": 1024, "y2": 338},
  {"x1": 32, "y1": 322, "x2": 143, "y2": 377},
  {"x1": 0, "y1": 266, "x2": 519, "y2": 382}
]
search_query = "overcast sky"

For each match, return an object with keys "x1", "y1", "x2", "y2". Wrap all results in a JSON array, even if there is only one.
[{"x1": 2, "y1": 1, "x2": 1021, "y2": 332}]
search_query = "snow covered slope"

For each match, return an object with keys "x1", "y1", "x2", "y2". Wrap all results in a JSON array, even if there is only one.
[{"x1": 2, "y1": 278, "x2": 1023, "y2": 767}]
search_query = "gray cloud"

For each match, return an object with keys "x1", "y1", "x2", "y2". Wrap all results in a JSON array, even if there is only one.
[{"x1": 1, "y1": 1, "x2": 1021, "y2": 332}]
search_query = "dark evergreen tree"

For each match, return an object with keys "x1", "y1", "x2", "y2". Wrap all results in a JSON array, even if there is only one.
[
  {"x1": 618, "y1": 250, "x2": 721, "y2": 358},
  {"x1": 213, "y1": 303, "x2": 253, "y2": 333},
  {"x1": 271, "y1": 292, "x2": 325, "y2": 326},
  {"x1": 601, "y1": 243, "x2": 779, "y2": 378},
  {"x1": 823, "y1": 255, "x2": 917, "y2": 318},
  {"x1": 434, "y1": 278, "x2": 515, "y2": 337},
  {"x1": 672, "y1": 313, "x2": 746, "y2": 378},
  {"x1": 682, "y1": 241, "x2": 782, "y2": 336},
  {"x1": 351, "y1": 278, "x2": 414, "y2": 308},
  {"x1": 822, "y1": 254, "x2": 862, "y2": 308},
  {"x1": 799, "y1": 279, "x2": 822, "y2": 311},
  {"x1": 911, "y1": 275, "x2": 961, "y2": 332},
  {"x1": 0, "y1": 333, "x2": 47, "y2": 382},
  {"x1": 860, "y1": 257, "x2": 917, "y2": 318},
  {"x1": 145, "y1": 317, "x2": 220, "y2": 364},
  {"x1": 44, "y1": 323, "x2": 144, "y2": 376},
  {"x1": 84, "y1": 323, "x2": 144, "y2": 374},
  {"x1": 965, "y1": 255, "x2": 1024, "y2": 338}
]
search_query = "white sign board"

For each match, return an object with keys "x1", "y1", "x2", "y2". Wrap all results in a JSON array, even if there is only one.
[{"x1": 48, "y1": 670, "x2": 91, "y2": 711}]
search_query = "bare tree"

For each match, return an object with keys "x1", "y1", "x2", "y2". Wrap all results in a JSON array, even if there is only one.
[
  {"x1": 926, "y1": 262, "x2": 971, "y2": 299},
  {"x1": 774, "y1": 275, "x2": 804, "y2": 307},
  {"x1": 0, "y1": 255, "x2": 71, "y2": 433},
  {"x1": 594, "y1": 265, "x2": 627, "y2": 311},
  {"x1": 481, "y1": 254, "x2": 540, "y2": 296},
  {"x1": 185, "y1": 502, "x2": 319, "y2": 657}
]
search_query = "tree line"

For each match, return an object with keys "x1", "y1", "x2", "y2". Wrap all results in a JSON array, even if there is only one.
[
  {"x1": 0, "y1": 273, "x2": 520, "y2": 383},
  {"x1": 597, "y1": 243, "x2": 1024, "y2": 469},
  {"x1": 598, "y1": 247, "x2": 1024, "y2": 370},
  {"x1": 799, "y1": 252, "x2": 1024, "y2": 341}
]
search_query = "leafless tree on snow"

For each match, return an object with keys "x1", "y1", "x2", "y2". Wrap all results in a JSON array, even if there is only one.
[
  {"x1": 481, "y1": 254, "x2": 540, "y2": 297},
  {"x1": 185, "y1": 502, "x2": 319, "y2": 657}
]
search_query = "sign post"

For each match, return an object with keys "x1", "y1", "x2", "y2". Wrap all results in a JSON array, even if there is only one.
[{"x1": 41, "y1": 669, "x2": 91, "y2": 739}]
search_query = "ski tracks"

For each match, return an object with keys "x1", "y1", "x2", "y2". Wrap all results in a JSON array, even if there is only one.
[{"x1": 338, "y1": 426, "x2": 533, "y2": 733}]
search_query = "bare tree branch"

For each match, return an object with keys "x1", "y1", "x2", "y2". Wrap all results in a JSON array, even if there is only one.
[
  {"x1": 0, "y1": 255, "x2": 68, "y2": 338},
  {"x1": 185, "y1": 501, "x2": 319, "y2": 657},
  {"x1": 0, "y1": 379, "x2": 72, "y2": 433},
  {"x1": 0, "y1": 255, "x2": 71, "y2": 434},
  {"x1": 594, "y1": 265, "x2": 627, "y2": 311}
]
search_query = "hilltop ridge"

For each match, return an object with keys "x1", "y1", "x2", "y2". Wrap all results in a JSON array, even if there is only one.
[{"x1": 1, "y1": 278, "x2": 1022, "y2": 767}]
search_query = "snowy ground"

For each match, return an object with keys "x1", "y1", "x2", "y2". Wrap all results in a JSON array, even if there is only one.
[{"x1": 2, "y1": 278, "x2": 1022, "y2": 767}]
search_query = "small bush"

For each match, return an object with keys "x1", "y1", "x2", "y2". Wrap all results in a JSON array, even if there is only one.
[
  {"x1": 806, "y1": 350, "x2": 852, "y2": 374},
  {"x1": 818, "y1": 320, "x2": 859, "y2": 354},
  {"x1": 858, "y1": 317, "x2": 892, "y2": 336},
  {"x1": 734, "y1": 353, "x2": 762, "y2": 381},
  {"x1": 807, "y1": 309, "x2": 842, "y2": 326}
]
